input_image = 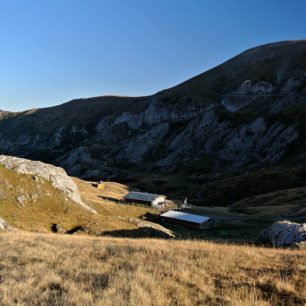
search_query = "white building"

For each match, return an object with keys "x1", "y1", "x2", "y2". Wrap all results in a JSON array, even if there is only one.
[
  {"x1": 123, "y1": 191, "x2": 166, "y2": 207},
  {"x1": 160, "y1": 210, "x2": 212, "y2": 229}
]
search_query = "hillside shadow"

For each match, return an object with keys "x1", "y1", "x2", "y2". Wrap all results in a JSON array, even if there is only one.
[
  {"x1": 101, "y1": 227, "x2": 173, "y2": 239},
  {"x1": 66, "y1": 226, "x2": 84, "y2": 234},
  {"x1": 98, "y1": 195, "x2": 152, "y2": 208}
]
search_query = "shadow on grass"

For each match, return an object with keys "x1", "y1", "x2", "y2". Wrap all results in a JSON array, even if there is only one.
[
  {"x1": 98, "y1": 195, "x2": 153, "y2": 208},
  {"x1": 101, "y1": 227, "x2": 173, "y2": 239},
  {"x1": 98, "y1": 195, "x2": 124, "y2": 204}
]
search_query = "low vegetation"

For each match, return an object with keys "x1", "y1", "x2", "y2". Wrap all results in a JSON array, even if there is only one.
[
  {"x1": 0, "y1": 165, "x2": 157, "y2": 235},
  {"x1": 229, "y1": 186, "x2": 306, "y2": 217},
  {"x1": 73, "y1": 177, "x2": 157, "y2": 219},
  {"x1": 0, "y1": 232, "x2": 305, "y2": 305},
  {"x1": 0, "y1": 165, "x2": 101, "y2": 233}
]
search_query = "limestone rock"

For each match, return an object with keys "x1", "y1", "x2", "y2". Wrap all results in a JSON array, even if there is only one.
[
  {"x1": 0, "y1": 155, "x2": 95, "y2": 213},
  {"x1": 237, "y1": 80, "x2": 274, "y2": 95},
  {"x1": 127, "y1": 217, "x2": 175, "y2": 238},
  {"x1": 0, "y1": 218, "x2": 12, "y2": 231},
  {"x1": 259, "y1": 220, "x2": 306, "y2": 247}
]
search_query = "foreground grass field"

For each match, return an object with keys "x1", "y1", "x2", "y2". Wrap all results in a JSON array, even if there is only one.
[{"x1": 0, "y1": 233, "x2": 305, "y2": 306}]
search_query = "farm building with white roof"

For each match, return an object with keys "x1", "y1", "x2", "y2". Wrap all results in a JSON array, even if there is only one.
[
  {"x1": 123, "y1": 191, "x2": 166, "y2": 207},
  {"x1": 160, "y1": 210, "x2": 212, "y2": 229}
]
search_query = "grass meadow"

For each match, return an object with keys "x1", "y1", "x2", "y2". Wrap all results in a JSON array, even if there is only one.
[{"x1": 0, "y1": 232, "x2": 305, "y2": 306}]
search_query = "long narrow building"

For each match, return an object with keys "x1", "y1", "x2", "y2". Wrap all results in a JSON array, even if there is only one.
[
  {"x1": 123, "y1": 191, "x2": 166, "y2": 207},
  {"x1": 160, "y1": 211, "x2": 211, "y2": 229}
]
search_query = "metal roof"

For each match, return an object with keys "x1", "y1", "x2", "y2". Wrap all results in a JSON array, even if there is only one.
[
  {"x1": 124, "y1": 191, "x2": 165, "y2": 202},
  {"x1": 160, "y1": 211, "x2": 210, "y2": 224}
]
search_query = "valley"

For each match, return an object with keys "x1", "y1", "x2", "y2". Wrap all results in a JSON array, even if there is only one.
[
  {"x1": 1, "y1": 0, "x2": 306, "y2": 304},
  {"x1": 0, "y1": 40, "x2": 306, "y2": 305},
  {"x1": 1, "y1": 41, "x2": 306, "y2": 242},
  {"x1": 0, "y1": 41, "x2": 306, "y2": 214}
]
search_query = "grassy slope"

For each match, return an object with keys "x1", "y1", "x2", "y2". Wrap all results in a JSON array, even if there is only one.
[
  {"x1": 0, "y1": 162, "x2": 303, "y2": 241},
  {"x1": 0, "y1": 232, "x2": 305, "y2": 306},
  {"x1": 158, "y1": 40, "x2": 306, "y2": 98},
  {"x1": 73, "y1": 177, "x2": 157, "y2": 219},
  {"x1": 230, "y1": 187, "x2": 306, "y2": 217},
  {"x1": 0, "y1": 165, "x2": 102, "y2": 233},
  {"x1": 0, "y1": 165, "x2": 158, "y2": 234}
]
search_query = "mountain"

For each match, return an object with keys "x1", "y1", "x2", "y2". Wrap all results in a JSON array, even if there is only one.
[{"x1": 1, "y1": 40, "x2": 306, "y2": 211}]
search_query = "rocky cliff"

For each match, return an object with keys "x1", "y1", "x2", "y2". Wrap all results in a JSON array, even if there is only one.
[{"x1": 1, "y1": 40, "x2": 306, "y2": 206}]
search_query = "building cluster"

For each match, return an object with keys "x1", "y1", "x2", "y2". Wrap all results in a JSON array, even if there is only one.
[{"x1": 122, "y1": 191, "x2": 212, "y2": 230}]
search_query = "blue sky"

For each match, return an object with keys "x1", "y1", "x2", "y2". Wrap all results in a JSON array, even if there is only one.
[{"x1": 0, "y1": 0, "x2": 305, "y2": 111}]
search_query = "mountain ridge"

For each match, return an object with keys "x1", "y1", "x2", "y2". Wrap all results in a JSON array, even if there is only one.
[{"x1": 1, "y1": 40, "x2": 306, "y2": 210}]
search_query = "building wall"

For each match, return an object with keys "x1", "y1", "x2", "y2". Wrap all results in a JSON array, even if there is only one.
[
  {"x1": 160, "y1": 217, "x2": 202, "y2": 229},
  {"x1": 152, "y1": 196, "x2": 165, "y2": 206},
  {"x1": 124, "y1": 198, "x2": 151, "y2": 205}
]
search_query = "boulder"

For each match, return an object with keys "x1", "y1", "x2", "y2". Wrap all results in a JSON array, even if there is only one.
[
  {"x1": 0, "y1": 218, "x2": 12, "y2": 231},
  {"x1": 0, "y1": 155, "x2": 96, "y2": 213},
  {"x1": 259, "y1": 220, "x2": 306, "y2": 247}
]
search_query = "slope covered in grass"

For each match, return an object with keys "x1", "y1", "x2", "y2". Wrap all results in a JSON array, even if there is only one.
[
  {"x1": 0, "y1": 165, "x2": 102, "y2": 233},
  {"x1": 0, "y1": 232, "x2": 305, "y2": 306},
  {"x1": 73, "y1": 177, "x2": 157, "y2": 219},
  {"x1": 0, "y1": 163, "x2": 163, "y2": 235}
]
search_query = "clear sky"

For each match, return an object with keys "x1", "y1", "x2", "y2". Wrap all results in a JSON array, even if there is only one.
[{"x1": 0, "y1": 0, "x2": 305, "y2": 111}]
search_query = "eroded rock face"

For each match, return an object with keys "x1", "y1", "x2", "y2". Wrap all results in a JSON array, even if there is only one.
[
  {"x1": 0, "y1": 155, "x2": 95, "y2": 213},
  {"x1": 0, "y1": 89, "x2": 300, "y2": 179},
  {"x1": 259, "y1": 221, "x2": 306, "y2": 247},
  {"x1": 117, "y1": 123, "x2": 170, "y2": 163},
  {"x1": 237, "y1": 80, "x2": 274, "y2": 95}
]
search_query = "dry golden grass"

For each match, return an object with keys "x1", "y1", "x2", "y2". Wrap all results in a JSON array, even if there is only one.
[
  {"x1": 0, "y1": 166, "x2": 106, "y2": 233},
  {"x1": 0, "y1": 167, "x2": 158, "y2": 235},
  {"x1": 73, "y1": 177, "x2": 157, "y2": 220},
  {"x1": 0, "y1": 232, "x2": 305, "y2": 306}
]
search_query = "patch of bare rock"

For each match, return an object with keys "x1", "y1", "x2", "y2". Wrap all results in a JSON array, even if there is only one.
[
  {"x1": 0, "y1": 218, "x2": 13, "y2": 231},
  {"x1": 0, "y1": 155, "x2": 95, "y2": 213},
  {"x1": 259, "y1": 220, "x2": 306, "y2": 248}
]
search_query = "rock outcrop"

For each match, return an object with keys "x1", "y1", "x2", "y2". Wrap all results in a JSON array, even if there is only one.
[
  {"x1": 0, "y1": 155, "x2": 95, "y2": 213},
  {"x1": 258, "y1": 221, "x2": 306, "y2": 248},
  {"x1": 0, "y1": 218, "x2": 13, "y2": 231},
  {"x1": 127, "y1": 217, "x2": 175, "y2": 238}
]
